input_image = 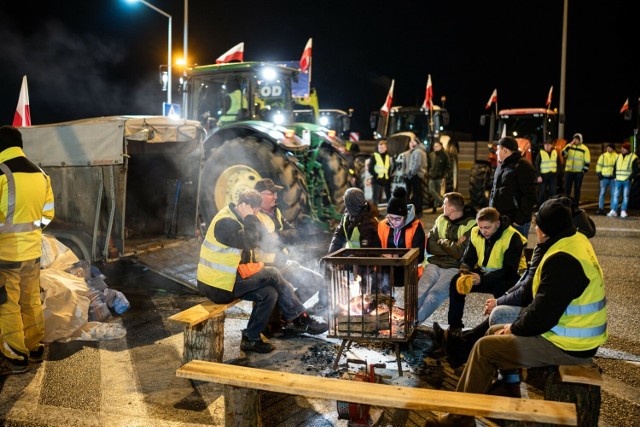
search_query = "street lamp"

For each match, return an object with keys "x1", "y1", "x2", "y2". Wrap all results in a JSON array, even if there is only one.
[{"x1": 126, "y1": 0, "x2": 172, "y2": 106}]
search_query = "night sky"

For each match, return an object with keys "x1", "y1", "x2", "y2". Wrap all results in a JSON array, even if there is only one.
[{"x1": 1, "y1": 0, "x2": 638, "y2": 142}]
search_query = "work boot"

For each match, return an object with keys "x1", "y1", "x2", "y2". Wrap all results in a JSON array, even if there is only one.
[
  {"x1": 29, "y1": 344, "x2": 46, "y2": 363},
  {"x1": 306, "y1": 301, "x2": 328, "y2": 316},
  {"x1": 287, "y1": 312, "x2": 328, "y2": 335},
  {"x1": 240, "y1": 333, "x2": 275, "y2": 353},
  {"x1": 0, "y1": 355, "x2": 29, "y2": 376},
  {"x1": 594, "y1": 209, "x2": 604, "y2": 216},
  {"x1": 487, "y1": 380, "x2": 522, "y2": 398},
  {"x1": 607, "y1": 209, "x2": 618, "y2": 217},
  {"x1": 424, "y1": 413, "x2": 475, "y2": 427},
  {"x1": 431, "y1": 322, "x2": 446, "y2": 349}
]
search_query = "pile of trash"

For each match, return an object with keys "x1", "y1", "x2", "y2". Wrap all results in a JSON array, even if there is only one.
[{"x1": 40, "y1": 235, "x2": 129, "y2": 342}]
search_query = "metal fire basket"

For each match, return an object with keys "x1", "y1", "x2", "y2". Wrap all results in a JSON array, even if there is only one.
[{"x1": 322, "y1": 247, "x2": 419, "y2": 376}]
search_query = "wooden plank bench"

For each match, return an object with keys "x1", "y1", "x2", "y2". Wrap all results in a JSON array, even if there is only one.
[
  {"x1": 176, "y1": 360, "x2": 578, "y2": 427},
  {"x1": 168, "y1": 299, "x2": 241, "y2": 363},
  {"x1": 521, "y1": 364, "x2": 603, "y2": 427}
]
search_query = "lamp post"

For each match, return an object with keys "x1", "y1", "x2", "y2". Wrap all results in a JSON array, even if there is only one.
[{"x1": 127, "y1": 0, "x2": 172, "y2": 106}]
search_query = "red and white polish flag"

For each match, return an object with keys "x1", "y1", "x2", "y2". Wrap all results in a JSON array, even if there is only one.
[
  {"x1": 13, "y1": 75, "x2": 31, "y2": 127},
  {"x1": 620, "y1": 98, "x2": 629, "y2": 114},
  {"x1": 546, "y1": 86, "x2": 553, "y2": 107},
  {"x1": 422, "y1": 74, "x2": 433, "y2": 110},
  {"x1": 380, "y1": 79, "x2": 395, "y2": 116},
  {"x1": 300, "y1": 38, "x2": 312, "y2": 73},
  {"x1": 216, "y1": 42, "x2": 244, "y2": 64},
  {"x1": 485, "y1": 88, "x2": 497, "y2": 110}
]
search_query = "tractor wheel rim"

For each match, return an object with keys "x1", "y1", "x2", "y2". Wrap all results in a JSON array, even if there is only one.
[{"x1": 214, "y1": 165, "x2": 262, "y2": 210}]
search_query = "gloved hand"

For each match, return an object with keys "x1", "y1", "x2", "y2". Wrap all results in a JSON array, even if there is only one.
[
  {"x1": 0, "y1": 285, "x2": 6, "y2": 305},
  {"x1": 583, "y1": 167, "x2": 589, "y2": 174},
  {"x1": 597, "y1": 172, "x2": 603, "y2": 180},
  {"x1": 456, "y1": 274, "x2": 474, "y2": 295}
]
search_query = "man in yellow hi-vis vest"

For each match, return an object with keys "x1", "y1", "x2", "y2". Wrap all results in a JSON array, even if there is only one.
[
  {"x1": 196, "y1": 190, "x2": 327, "y2": 354},
  {"x1": 595, "y1": 143, "x2": 617, "y2": 215},
  {"x1": 535, "y1": 140, "x2": 559, "y2": 206},
  {"x1": 0, "y1": 126, "x2": 55, "y2": 376},
  {"x1": 427, "y1": 198, "x2": 606, "y2": 427},
  {"x1": 608, "y1": 142, "x2": 639, "y2": 218},
  {"x1": 562, "y1": 133, "x2": 590, "y2": 206}
]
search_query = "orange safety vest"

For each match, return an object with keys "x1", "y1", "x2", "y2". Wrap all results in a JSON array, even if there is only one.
[{"x1": 378, "y1": 219, "x2": 424, "y2": 277}]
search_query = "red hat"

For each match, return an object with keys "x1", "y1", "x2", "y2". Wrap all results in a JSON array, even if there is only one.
[{"x1": 622, "y1": 142, "x2": 631, "y2": 151}]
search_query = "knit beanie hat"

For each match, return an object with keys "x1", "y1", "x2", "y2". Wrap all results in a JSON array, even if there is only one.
[
  {"x1": 535, "y1": 198, "x2": 573, "y2": 237},
  {"x1": 386, "y1": 187, "x2": 408, "y2": 217},
  {"x1": 344, "y1": 188, "x2": 367, "y2": 217},
  {"x1": 0, "y1": 126, "x2": 23, "y2": 152},
  {"x1": 622, "y1": 142, "x2": 631, "y2": 152},
  {"x1": 606, "y1": 143, "x2": 615, "y2": 150}
]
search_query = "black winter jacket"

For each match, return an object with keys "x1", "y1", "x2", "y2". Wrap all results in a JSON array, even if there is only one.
[{"x1": 489, "y1": 151, "x2": 538, "y2": 225}]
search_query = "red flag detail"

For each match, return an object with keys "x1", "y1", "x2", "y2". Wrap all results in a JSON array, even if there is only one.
[
  {"x1": 216, "y1": 42, "x2": 244, "y2": 64},
  {"x1": 13, "y1": 75, "x2": 31, "y2": 127},
  {"x1": 485, "y1": 88, "x2": 497, "y2": 109},
  {"x1": 620, "y1": 98, "x2": 629, "y2": 114},
  {"x1": 300, "y1": 38, "x2": 312, "y2": 73},
  {"x1": 380, "y1": 80, "x2": 395, "y2": 117},
  {"x1": 422, "y1": 74, "x2": 433, "y2": 110},
  {"x1": 546, "y1": 86, "x2": 553, "y2": 107}
]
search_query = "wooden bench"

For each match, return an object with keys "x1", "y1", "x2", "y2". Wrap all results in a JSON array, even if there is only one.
[
  {"x1": 176, "y1": 360, "x2": 578, "y2": 427},
  {"x1": 522, "y1": 364, "x2": 603, "y2": 427},
  {"x1": 168, "y1": 299, "x2": 240, "y2": 363}
]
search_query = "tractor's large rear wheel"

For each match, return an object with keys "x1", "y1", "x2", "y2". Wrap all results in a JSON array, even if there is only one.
[
  {"x1": 317, "y1": 145, "x2": 349, "y2": 215},
  {"x1": 199, "y1": 136, "x2": 309, "y2": 224},
  {"x1": 469, "y1": 162, "x2": 495, "y2": 208}
]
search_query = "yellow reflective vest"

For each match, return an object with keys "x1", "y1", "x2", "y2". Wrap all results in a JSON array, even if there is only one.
[
  {"x1": 373, "y1": 152, "x2": 390, "y2": 179},
  {"x1": 539, "y1": 150, "x2": 558, "y2": 174},
  {"x1": 596, "y1": 151, "x2": 617, "y2": 178},
  {"x1": 563, "y1": 144, "x2": 591, "y2": 173},
  {"x1": 469, "y1": 225, "x2": 527, "y2": 272},
  {"x1": 0, "y1": 147, "x2": 55, "y2": 261},
  {"x1": 197, "y1": 206, "x2": 243, "y2": 291},
  {"x1": 534, "y1": 232, "x2": 607, "y2": 351},
  {"x1": 614, "y1": 152, "x2": 638, "y2": 181}
]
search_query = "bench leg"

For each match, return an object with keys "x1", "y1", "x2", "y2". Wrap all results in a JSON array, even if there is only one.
[
  {"x1": 183, "y1": 312, "x2": 225, "y2": 363},
  {"x1": 544, "y1": 369, "x2": 601, "y2": 427},
  {"x1": 224, "y1": 385, "x2": 261, "y2": 427}
]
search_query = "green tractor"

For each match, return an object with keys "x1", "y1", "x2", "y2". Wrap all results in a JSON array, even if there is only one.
[{"x1": 181, "y1": 62, "x2": 349, "y2": 230}]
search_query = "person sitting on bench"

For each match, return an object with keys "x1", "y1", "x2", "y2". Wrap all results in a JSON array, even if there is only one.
[
  {"x1": 196, "y1": 190, "x2": 327, "y2": 354},
  {"x1": 426, "y1": 197, "x2": 607, "y2": 427}
]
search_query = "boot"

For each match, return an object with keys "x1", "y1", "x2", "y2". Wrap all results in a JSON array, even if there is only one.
[{"x1": 424, "y1": 413, "x2": 475, "y2": 426}]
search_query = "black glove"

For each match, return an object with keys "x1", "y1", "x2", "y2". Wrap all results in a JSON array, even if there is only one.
[
  {"x1": 0, "y1": 286, "x2": 6, "y2": 305},
  {"x1": 597, "y1": 172, "x2": 603, "y2": 180}
]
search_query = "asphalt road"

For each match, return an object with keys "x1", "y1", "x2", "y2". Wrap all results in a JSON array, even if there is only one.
[{"x1": 1, "y1": 209, "x2": 639, "y2": 426}]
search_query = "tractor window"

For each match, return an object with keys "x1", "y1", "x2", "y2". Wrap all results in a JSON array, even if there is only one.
[
  {"x1": 253, "y1": 67, "x2": 294, "y2": 125},
  {"x1": 191, "y1": 75, "x2": 249, "y2": 129},
  {"x1": 389, "y1": 112, "x2": 430, "y2": 141}
]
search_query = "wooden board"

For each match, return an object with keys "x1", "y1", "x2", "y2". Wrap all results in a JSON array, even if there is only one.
[
  {"x1": 176, "y1": 361, "x2": 577, "y2": 425},
  {"x1": 168, "y1": 299, "x2": 240, "y2": 327},
  {"x1": 558, "y1": 364, "x2": 603, "y2": 386}
]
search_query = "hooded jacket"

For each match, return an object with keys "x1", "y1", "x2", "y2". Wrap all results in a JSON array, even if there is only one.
[{"x1": 489, "y1": 150, "x2": 538, "y2": 226}]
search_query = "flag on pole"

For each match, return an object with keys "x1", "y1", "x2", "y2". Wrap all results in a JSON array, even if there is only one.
[
  {"x1": 546, "y1": 86, "x2": 553, "y2": 107},
  {"x1": 380, "y1": 79, "x2": 395, "y2": 116},
  {"x1": 485, "y1": 88, "x2": 497, "y2": 109},
  {"x1": 216, "y1": 42, "x2": 244, "y2": 64},
  {"x1": 13, "y1": 75, "x2": 31, "y2": 127},
  {"x1": 421, "y1": 74, "x2": 433, "y2": 110},
  {"x1": 620, "y1": 98, "x2": 629, "y2": 114},
  {"x1": 300, "y1": 38, "x2": 312, "y2": 73}
]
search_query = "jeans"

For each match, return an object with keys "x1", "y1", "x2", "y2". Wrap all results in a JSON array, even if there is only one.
[
  {"x1": 564, "y1": 171, "x2": 584, "y2": 205},
  {"x1": 610, "y1": 179, "x2": 631, "y2": 212},
  {"x1": 488, "y1": 305, "x2": 524, "y2": 326},
  {"x1": 598, "y1": 177, "x2": 614, "y2": 210},
  {"x1": 198, "y1": 267, "x2": 305, "y2": 341},
  {"x1": 538, "y1": 173, "x2": 557, "y2": 206},
  {"x1": 281, "y1": 260, "x2": 325, "y2": 305},
  {"x1": 372, "y1": 180, "x2": 391, "y2": 204},
  {"x1": 416, "y1": 264, "x2": 457, "y2": 323},
  {"x1": 512, "y1": 222, "x2": 530, "y2": 239},
  {"x1": 427, "y1": 178, "x2": 444, "y2": 208}
]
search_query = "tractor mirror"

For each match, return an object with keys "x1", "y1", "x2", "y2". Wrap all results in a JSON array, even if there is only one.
[
  {"x1": 558, "y1": 113, "x2": 566, "y2": 124},
  {"x1": 442, "y1": 111, "x2": 450, "y2": 126},
  {"x1": 480, "y1": 115, "x2": 487, "y2": 126},
  {"x1": 624, "y1": 110, "x2": 633, "y2": 121}
]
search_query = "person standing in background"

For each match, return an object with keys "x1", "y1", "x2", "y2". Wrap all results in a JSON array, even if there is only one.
[
  {"x1": 562, "y1": 133, "x2": 590, "y2": 207},
  {"x1": 595, "y1": 143, "x2": 617, "y2": 215},
  {"x1": 0, "y1": 126, "x2": 55, "y2": 375},
  {"x1": 368, "y1": 140, "x2": 392, "y2": 206},
  {"x1": 427, "y1": 141, "x2": 449, "y2": 214},
  {"x1": 608, "y1": 142, "x2": 639, "y2": 218},
  {"x1": 535, "y1": 140, "x2": 558, "y2": 207},
  {"x1": 405, "y1": 136, "x2": 427, "y2": 217}
]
